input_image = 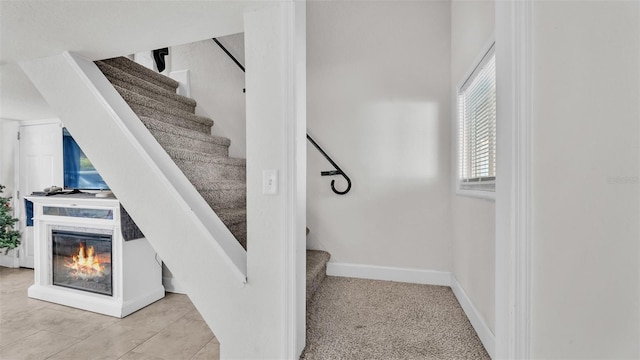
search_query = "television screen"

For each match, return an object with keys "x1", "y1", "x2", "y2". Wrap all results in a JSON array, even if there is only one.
[{"x1": 63, "y1": 128, "x2": 109, "y2": 190}]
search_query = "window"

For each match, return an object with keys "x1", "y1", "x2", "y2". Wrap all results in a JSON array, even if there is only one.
[
  {"x1": 63, "y1": 128, "x2": 109, "y2": 190},
  {"x1": 457, "y1": 43, "x2": 496, "y2": 195}
]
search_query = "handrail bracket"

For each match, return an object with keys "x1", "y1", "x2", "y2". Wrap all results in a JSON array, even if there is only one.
[{"x1": 307, "y1": 134, "x2": 352, "y2": 195}]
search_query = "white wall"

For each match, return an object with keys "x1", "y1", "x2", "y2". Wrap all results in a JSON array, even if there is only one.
[
  {"x1": 306, "y1": 1, "x2": 453, "y2": 271},
  {"x1": 0, "y1": 119, "x2": 19, "y2": 266},
  {"x1": 0, "y1": 119, "x2": 18, "y2": 195},
  {"x1": 244, "y1": 3, "x2": 307, "y2": 356},
  {"x1": 170, "y1": 34, "x2": 246, "y2": 158},
  {"x1": 532, "y1": 1, "x2": 640, "y2": 358},
  {"x1": 450, "y1": 0, "x2": 495, "y2": 333}
]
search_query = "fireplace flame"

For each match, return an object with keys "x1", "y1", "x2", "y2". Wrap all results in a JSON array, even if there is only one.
[{"x1": 65, "y1": 243, "x2": 106, "y2": 279}]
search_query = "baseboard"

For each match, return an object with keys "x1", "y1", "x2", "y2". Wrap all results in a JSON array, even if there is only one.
[
  {"x1": 122, "y1": 286, "x2": 166, "y2": 317},
  {"x1": 326, "y1": 262, "x2": 451, "y2": 286},
  {"x1": 451, "y1": 275, "x2": 495, "y2": 359},
  {"x1": 162, "y1": 276, "x2": 187, "y2": 294}
]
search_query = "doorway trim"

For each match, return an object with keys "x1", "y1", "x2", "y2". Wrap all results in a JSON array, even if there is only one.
[
  {"x1": 17, "y1": 118, "x2": 63, "y2": 268},
  {"x1": 495, "y1": 0, "x2": 533, "y2": 359}
]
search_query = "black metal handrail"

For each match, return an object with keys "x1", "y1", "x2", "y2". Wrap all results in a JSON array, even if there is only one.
[
  {"x1": 212, "y1": 38, "x2": 245, "y2": 72},
  {"x1": 212, "y1": 38, "x2": 245, "y2": 93},
  {"x1": 307, "y1": 134, "x2": 351, "y2": 195},
  {"x1": 212, "y1": 38, "x2": 351, "y2": 195}
]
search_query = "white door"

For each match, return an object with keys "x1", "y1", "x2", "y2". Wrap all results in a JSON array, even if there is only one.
[{"x1": 18, "y1": 122, "x2": 63, "y2": 268}]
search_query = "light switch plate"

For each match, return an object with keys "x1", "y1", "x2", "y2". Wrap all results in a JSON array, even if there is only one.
[{"x1": 263, "y1": 169, "x2": 278, "y2": 195}]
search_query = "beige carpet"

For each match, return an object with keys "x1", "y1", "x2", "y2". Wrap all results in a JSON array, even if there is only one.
[
  {"x1": 96, "y1": 57, "x2": 248, "y2": 248},
  {"x1": 302, "y1": 276, "x2": 490, "y2": 360}
]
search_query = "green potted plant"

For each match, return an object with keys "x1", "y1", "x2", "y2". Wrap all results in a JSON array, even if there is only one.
[{"x1": 0, "y1": 184, "x2": 20, "y2": 254}]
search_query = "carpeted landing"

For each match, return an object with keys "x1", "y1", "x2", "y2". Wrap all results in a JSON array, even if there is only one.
[{"x1": 302, "y1": 277, "x2": 490, "y2": 360}]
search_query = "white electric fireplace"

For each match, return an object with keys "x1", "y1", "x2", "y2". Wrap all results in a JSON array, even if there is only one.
[{"x1": 26, "y1": 194, "x2": 164, "y2": 318}]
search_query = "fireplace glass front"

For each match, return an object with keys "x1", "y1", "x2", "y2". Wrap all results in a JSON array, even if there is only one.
[{"x1": 52, "y1": 230, "x2": 113, "y2": 296}]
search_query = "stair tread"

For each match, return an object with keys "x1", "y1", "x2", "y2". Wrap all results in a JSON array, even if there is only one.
[
  {"x1": 306, "y1": 250, "x2": 331, "y2": 279},
  {"x1": 140, "y1": 116, "x2": 230, "y2": 146},
  {"x1": 192, "y1": 179, "x2": 246, "y2": 191},
  {"x1": 96, "y1": 61, "x2": 196, "y2": 110},
  {"x1": 114, "y1": 85, "x2": 213, "y2": 128},
  {"x1": 167, "y1": 147, "x2": 246, "y2": 166},
  {"x1": 98, "y1": 56, "x2": 248, "y2": 249},
  {"x1": 132, "y1": 104, "x2": 211, "y2": 134},
  {"x1": 196, "y1": 179, "x2": 246, "y2": 209},
  {"x1": 102, "y1": 57, "x2": 179, "y2": 90},
  {"x1": 215, "y1": 208, "x2": 246, "y2": 226}
]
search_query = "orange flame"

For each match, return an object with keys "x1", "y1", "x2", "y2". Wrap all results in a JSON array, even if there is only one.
[{"x1": 64, "y1": 243, "x2": 106, "y2": 279}]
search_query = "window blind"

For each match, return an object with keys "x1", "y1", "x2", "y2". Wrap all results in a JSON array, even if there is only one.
[{"x1": 458, "y1": 45, "x2": 496, "y2": 191}]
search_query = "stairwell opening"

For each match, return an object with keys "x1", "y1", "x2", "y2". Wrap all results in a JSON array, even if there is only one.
[{"x1": 96, "y1": 34, "x2": 248, "y2": 290}]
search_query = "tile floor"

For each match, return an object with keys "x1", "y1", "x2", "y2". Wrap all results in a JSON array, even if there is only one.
[{"x1": 0, "y1": 266, "x2": 219, "y2": 360}]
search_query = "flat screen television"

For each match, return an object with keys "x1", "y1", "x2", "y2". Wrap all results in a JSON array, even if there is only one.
[{"x1": 63, "y1": 128, "x2": 110, "y2": 190}]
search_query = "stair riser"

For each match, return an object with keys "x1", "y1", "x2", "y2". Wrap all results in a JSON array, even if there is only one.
[
  {"x1": 96, "y1": 61, "x2": 196, "y2": 113},
  {"x1": 177, "y1": 161, "x2": 246, "y2": 181},
  {"x1": 216, "y1": 208, "x2": 246, "y2": 225},
  {"x1": 117, "y1": 86, "x2": 212, "y2": 130},
  {"x1": 306, "y1": 250, "x2": 331, "y2": 304},
  {"x1": 131, "y1": 104, "x2": 211, "y2": 134},
  {"x1": 202, "y1": 190, "x2": 246, "y2": 209},
  {"x1": 98, "y1": 57, "x2": 250, "y2": 251},
  {"x1": 102, "y1": 58, "x2": 178, "y2": 92},
  {"x1": 307, "y1": 263, "x2": 328, "y2": 305},
  {"x1": 108, "y1": 76, "x2": 196, "y2": 113},
  {"x1": 228, "y1": 223, "x2": 246, "y2": 236},
  {"x1": 150, "y1": 129, "x2": 229, "y2": 157}
]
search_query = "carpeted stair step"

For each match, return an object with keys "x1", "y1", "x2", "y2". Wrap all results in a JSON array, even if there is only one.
[
  {"x1": 306, "y1": 250, "x2": 331, "y2": 305},
  {"x1": 167, "y1": 148, "x2": 246, "y2": 181},
  {"x1": 96, "y1": 61, "x2": 196, "y2": 114},
  {"x1": 131, "y1": 103, "x2": 211, "y2": 134},
  {"x1": 228, "y1": 222, "x2": 247, "y2": 249},
  {"x1": 114, "y1": 85, "x2": 213, "y2": 134},
  {"x1": 216, "y1": 207, "x2": 246, "y2": 226},
  {"x1": 141, "y1": 116, "x2": 230, "y2": 157},
  {"x1": 191, "y1": 180, "x2": 246, "y2": 209},
  {"x1": 215, "y1": 208, "x2": 247, "y2": 249},
  {"x1": 101, "y1": 57, "x2": 179, "y2": 92},
  {"x1": 97, "y1": 55, "x2": 249, "y2": 250}
]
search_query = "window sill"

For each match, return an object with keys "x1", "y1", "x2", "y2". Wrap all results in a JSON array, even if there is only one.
[{"x1": 456, "y1": 188, "x2": 496, "y2": 201}]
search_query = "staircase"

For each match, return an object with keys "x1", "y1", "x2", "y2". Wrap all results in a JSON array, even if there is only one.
[
  {"x1": 95, "y1": 56, "x2": 330, "y2": 304},
  {"x1": 95, "y1": 57, "x2": 248, "y2": 249}
]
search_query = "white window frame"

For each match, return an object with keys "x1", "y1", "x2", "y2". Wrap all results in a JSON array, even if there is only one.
[{"x1": 455, "y1": 37, "x2": 496, "y2": 200}]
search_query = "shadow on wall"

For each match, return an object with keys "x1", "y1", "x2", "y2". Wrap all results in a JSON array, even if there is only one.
[{"x1": 362, "y1": 101, "x2": 439, "y2": 180}]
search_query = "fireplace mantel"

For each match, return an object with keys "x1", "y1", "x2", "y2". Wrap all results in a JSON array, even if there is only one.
[{"x1": 26, "y1": 194, "x2": 164, "y2": 318}]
